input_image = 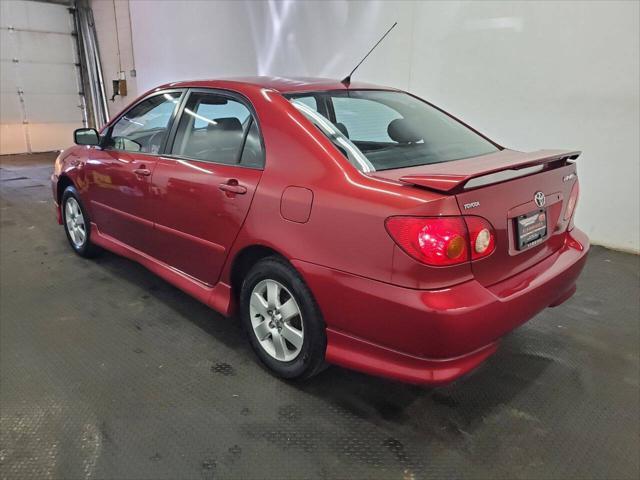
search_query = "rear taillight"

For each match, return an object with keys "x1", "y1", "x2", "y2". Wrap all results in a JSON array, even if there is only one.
[
  {"x1": 386, "y1": 216, "x2": 497, "y2": 266},
  {"x1": 464, "y1": 216, "x2": 496, "y2": 260},
  {"x1": 564, "y1": 180, "x2": 579, "y2": 221},
  {"x1": 385, "y1": 217, "x2": 469, "y2": 266}
]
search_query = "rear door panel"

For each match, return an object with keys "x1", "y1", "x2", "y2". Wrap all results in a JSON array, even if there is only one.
[
  {"x1": 147, "y1": 88, "x2": 264, "y2": 285},
  {"x1": 149, "y1": 158, "x2": 261, "y2": 285}
]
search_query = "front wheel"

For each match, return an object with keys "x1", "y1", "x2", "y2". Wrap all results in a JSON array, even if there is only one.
[
  {"x1": 240, "y1": 256, "x2": 327, "y2": 380},
  {"x1": 61, "y1": 186, "x2": 100, "y2": 258}
]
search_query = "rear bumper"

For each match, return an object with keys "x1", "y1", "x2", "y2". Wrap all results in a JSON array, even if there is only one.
[{"x1": 293, "y1": 228, "x2": 589, "y2": 385}]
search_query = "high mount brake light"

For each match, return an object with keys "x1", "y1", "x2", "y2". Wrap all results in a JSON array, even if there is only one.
[{"x1": 386, "y1": 216, "x2": 496, "y2": 266}]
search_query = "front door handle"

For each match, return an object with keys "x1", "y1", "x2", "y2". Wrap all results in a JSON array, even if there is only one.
[
  {"x1": 134, "y1": 168, "x2": 152, "y2": 177},
  {"x1": 219, "y1": 180, "x2": 247, "y2": 195}
]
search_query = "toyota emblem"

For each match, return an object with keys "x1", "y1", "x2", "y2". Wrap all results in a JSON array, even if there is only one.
[{"x1": 534, "y1": 191, "x2": 546, "y2": 208}]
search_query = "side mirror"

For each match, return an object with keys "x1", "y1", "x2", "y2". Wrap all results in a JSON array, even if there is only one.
[{"x1": 74, "y1": 128, "x2": 100, "y2": 146}]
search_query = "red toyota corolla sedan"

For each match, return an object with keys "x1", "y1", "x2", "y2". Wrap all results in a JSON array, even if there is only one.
[{"x1": 52, "y1": 77, "x2": 589, "y2": 385}]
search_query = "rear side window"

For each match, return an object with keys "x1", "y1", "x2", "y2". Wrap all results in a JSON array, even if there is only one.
[
  {"x1": 240, "y1": 120, "x2": 264, "y2": 168},
  {"x1": 171, "y1": 92, "x2": 261, "y2": 166},
  {"x1": 109, "y1": 92, "x2": 181, "y2": 154}
]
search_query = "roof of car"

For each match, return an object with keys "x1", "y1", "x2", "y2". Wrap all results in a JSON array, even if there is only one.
[{"x1": 158, "y1": 76, "x2": 398, "y2": 94}]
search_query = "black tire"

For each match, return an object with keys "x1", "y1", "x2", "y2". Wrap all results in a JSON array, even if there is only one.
[
  {"x1": 61, "y1": 186, "x2": 101, "y2": 258},
  {"x1": 240, "y1": 256, "x2": 327, "y2": 380}
]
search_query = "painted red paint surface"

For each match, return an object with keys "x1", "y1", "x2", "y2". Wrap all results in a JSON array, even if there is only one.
[{"x1": 52, "y1": 77, "x2": 589, "y2": 385}]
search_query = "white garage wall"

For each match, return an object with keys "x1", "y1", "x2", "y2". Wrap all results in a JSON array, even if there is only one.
[
  {"x1": 104, "y1": 0, "x2": 639, "y2": 252},
  {"x1": 408, "y1": 1, "x2": 640, "y2": 254}
]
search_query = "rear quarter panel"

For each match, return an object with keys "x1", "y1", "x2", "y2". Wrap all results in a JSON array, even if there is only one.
[{"x1": 219, "y1": 87, "x2": 471, "y2": 289}]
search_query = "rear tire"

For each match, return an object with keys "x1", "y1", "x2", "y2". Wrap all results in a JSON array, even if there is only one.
[
  {"x1": 240, "y1": 256, "x2": 327, "y2": 380},
  {"x1": 61, "y1": 186, "x2": 100, "y2": 258}
]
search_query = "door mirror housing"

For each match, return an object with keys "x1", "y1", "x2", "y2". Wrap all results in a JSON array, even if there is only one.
[{"x1": 74, "y1": 128, "x2": 100, "y2": 146}]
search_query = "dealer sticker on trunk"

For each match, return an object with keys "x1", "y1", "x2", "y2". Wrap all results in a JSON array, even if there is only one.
[{"x1": 516, "y1": 209, "x2": 548, "y2": 250}]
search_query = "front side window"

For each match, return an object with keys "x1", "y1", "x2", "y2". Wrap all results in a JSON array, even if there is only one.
[
  {"x1": 171, "y1": 92, "x2": 259, "y2": 165},
  {"x1": 289, "y1": 90, "x2": 499, "y2": 172},
  {"x1": 109, "y1": 92, "x2": 182, "y2": 154}
]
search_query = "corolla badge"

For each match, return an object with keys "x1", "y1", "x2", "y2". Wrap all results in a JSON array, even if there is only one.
[{"x1": 534, "y1": 191, "x2": 546, "y2": 208}]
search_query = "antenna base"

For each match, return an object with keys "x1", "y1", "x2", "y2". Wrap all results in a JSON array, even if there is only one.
[{"x1": 339, "y1": 21, "x2": 397, "y2": 88}]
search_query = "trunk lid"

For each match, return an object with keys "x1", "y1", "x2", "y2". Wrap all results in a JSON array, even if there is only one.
[{"x1": 371, "y1": 149, "x2": 580, "y2": 286}]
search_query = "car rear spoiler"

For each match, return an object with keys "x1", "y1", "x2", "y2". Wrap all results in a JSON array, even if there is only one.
[{"x1": 398, "y1": 149, "x2": 581, "y2": 193}]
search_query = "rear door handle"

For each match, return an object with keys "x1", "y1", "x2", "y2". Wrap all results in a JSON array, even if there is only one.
[
  {"x1": 134, "y1": 168, "x2": 152, "y2": 176},
  {"x1": 219, "y1": 181, "x2": 247, "y2": 195}
]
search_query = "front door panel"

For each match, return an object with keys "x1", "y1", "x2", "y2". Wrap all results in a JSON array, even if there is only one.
[
  {"x1": 84, "y1": 89, "x2": 184, "y2": 254},
  {"x1": 86, "y1": 149, "x2": 158, "y2": 253}
]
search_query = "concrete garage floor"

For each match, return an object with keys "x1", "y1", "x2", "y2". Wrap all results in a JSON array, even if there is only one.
[{"x1": 1, "y1": 152, "x2": 638, "y2": 480}]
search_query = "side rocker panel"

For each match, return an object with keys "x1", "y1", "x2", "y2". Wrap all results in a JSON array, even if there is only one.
[{"x1": 90, "y1": 224, "x2": 233, "y2": 316}]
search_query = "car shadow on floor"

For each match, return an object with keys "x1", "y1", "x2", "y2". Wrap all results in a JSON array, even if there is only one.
[
  {"x1": 88, "y1": 246, "x2": 554, "y2": 435},
  {"x1": 91, "y1": 248, "x2": 248, "y2": 349},
  {"x1": 296, "y1": 338, "x2": 553, "y2": 431}
]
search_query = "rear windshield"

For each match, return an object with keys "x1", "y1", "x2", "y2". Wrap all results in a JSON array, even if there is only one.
[{"x1": 287, "y1": 90, "x2": 499, "y2": 172}]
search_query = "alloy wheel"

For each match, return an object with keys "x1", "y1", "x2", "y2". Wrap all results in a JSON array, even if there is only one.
[
  {"x1": 64, "y1": 197, "x2": 86, "y2": 248},
  {"x1": 249, "y1": 279, "x2": 304, "y2": 361}
]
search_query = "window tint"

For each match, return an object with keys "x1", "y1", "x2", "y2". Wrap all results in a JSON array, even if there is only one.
[
  {"x1": 240, "y1": 120, "x2": 264, "y2": 168},
  {"x1": 289, "y1": 91, "x2": 499, "y2": 172},
  {"x1": 109, "y1": 92, "x2": 181, "y2": 153},
  {"x1": 191, "y1": 101, "x2": 251, "y2": 129},
  {"x1": 292, "y1": 95, "x2": 318, "y2": 111},
  {"x1": 333, "y1": 97, "x2": 401, "y2": 142},
  {"x1": 171, "y1": 92, "x2": 253, "y2": 164}
]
